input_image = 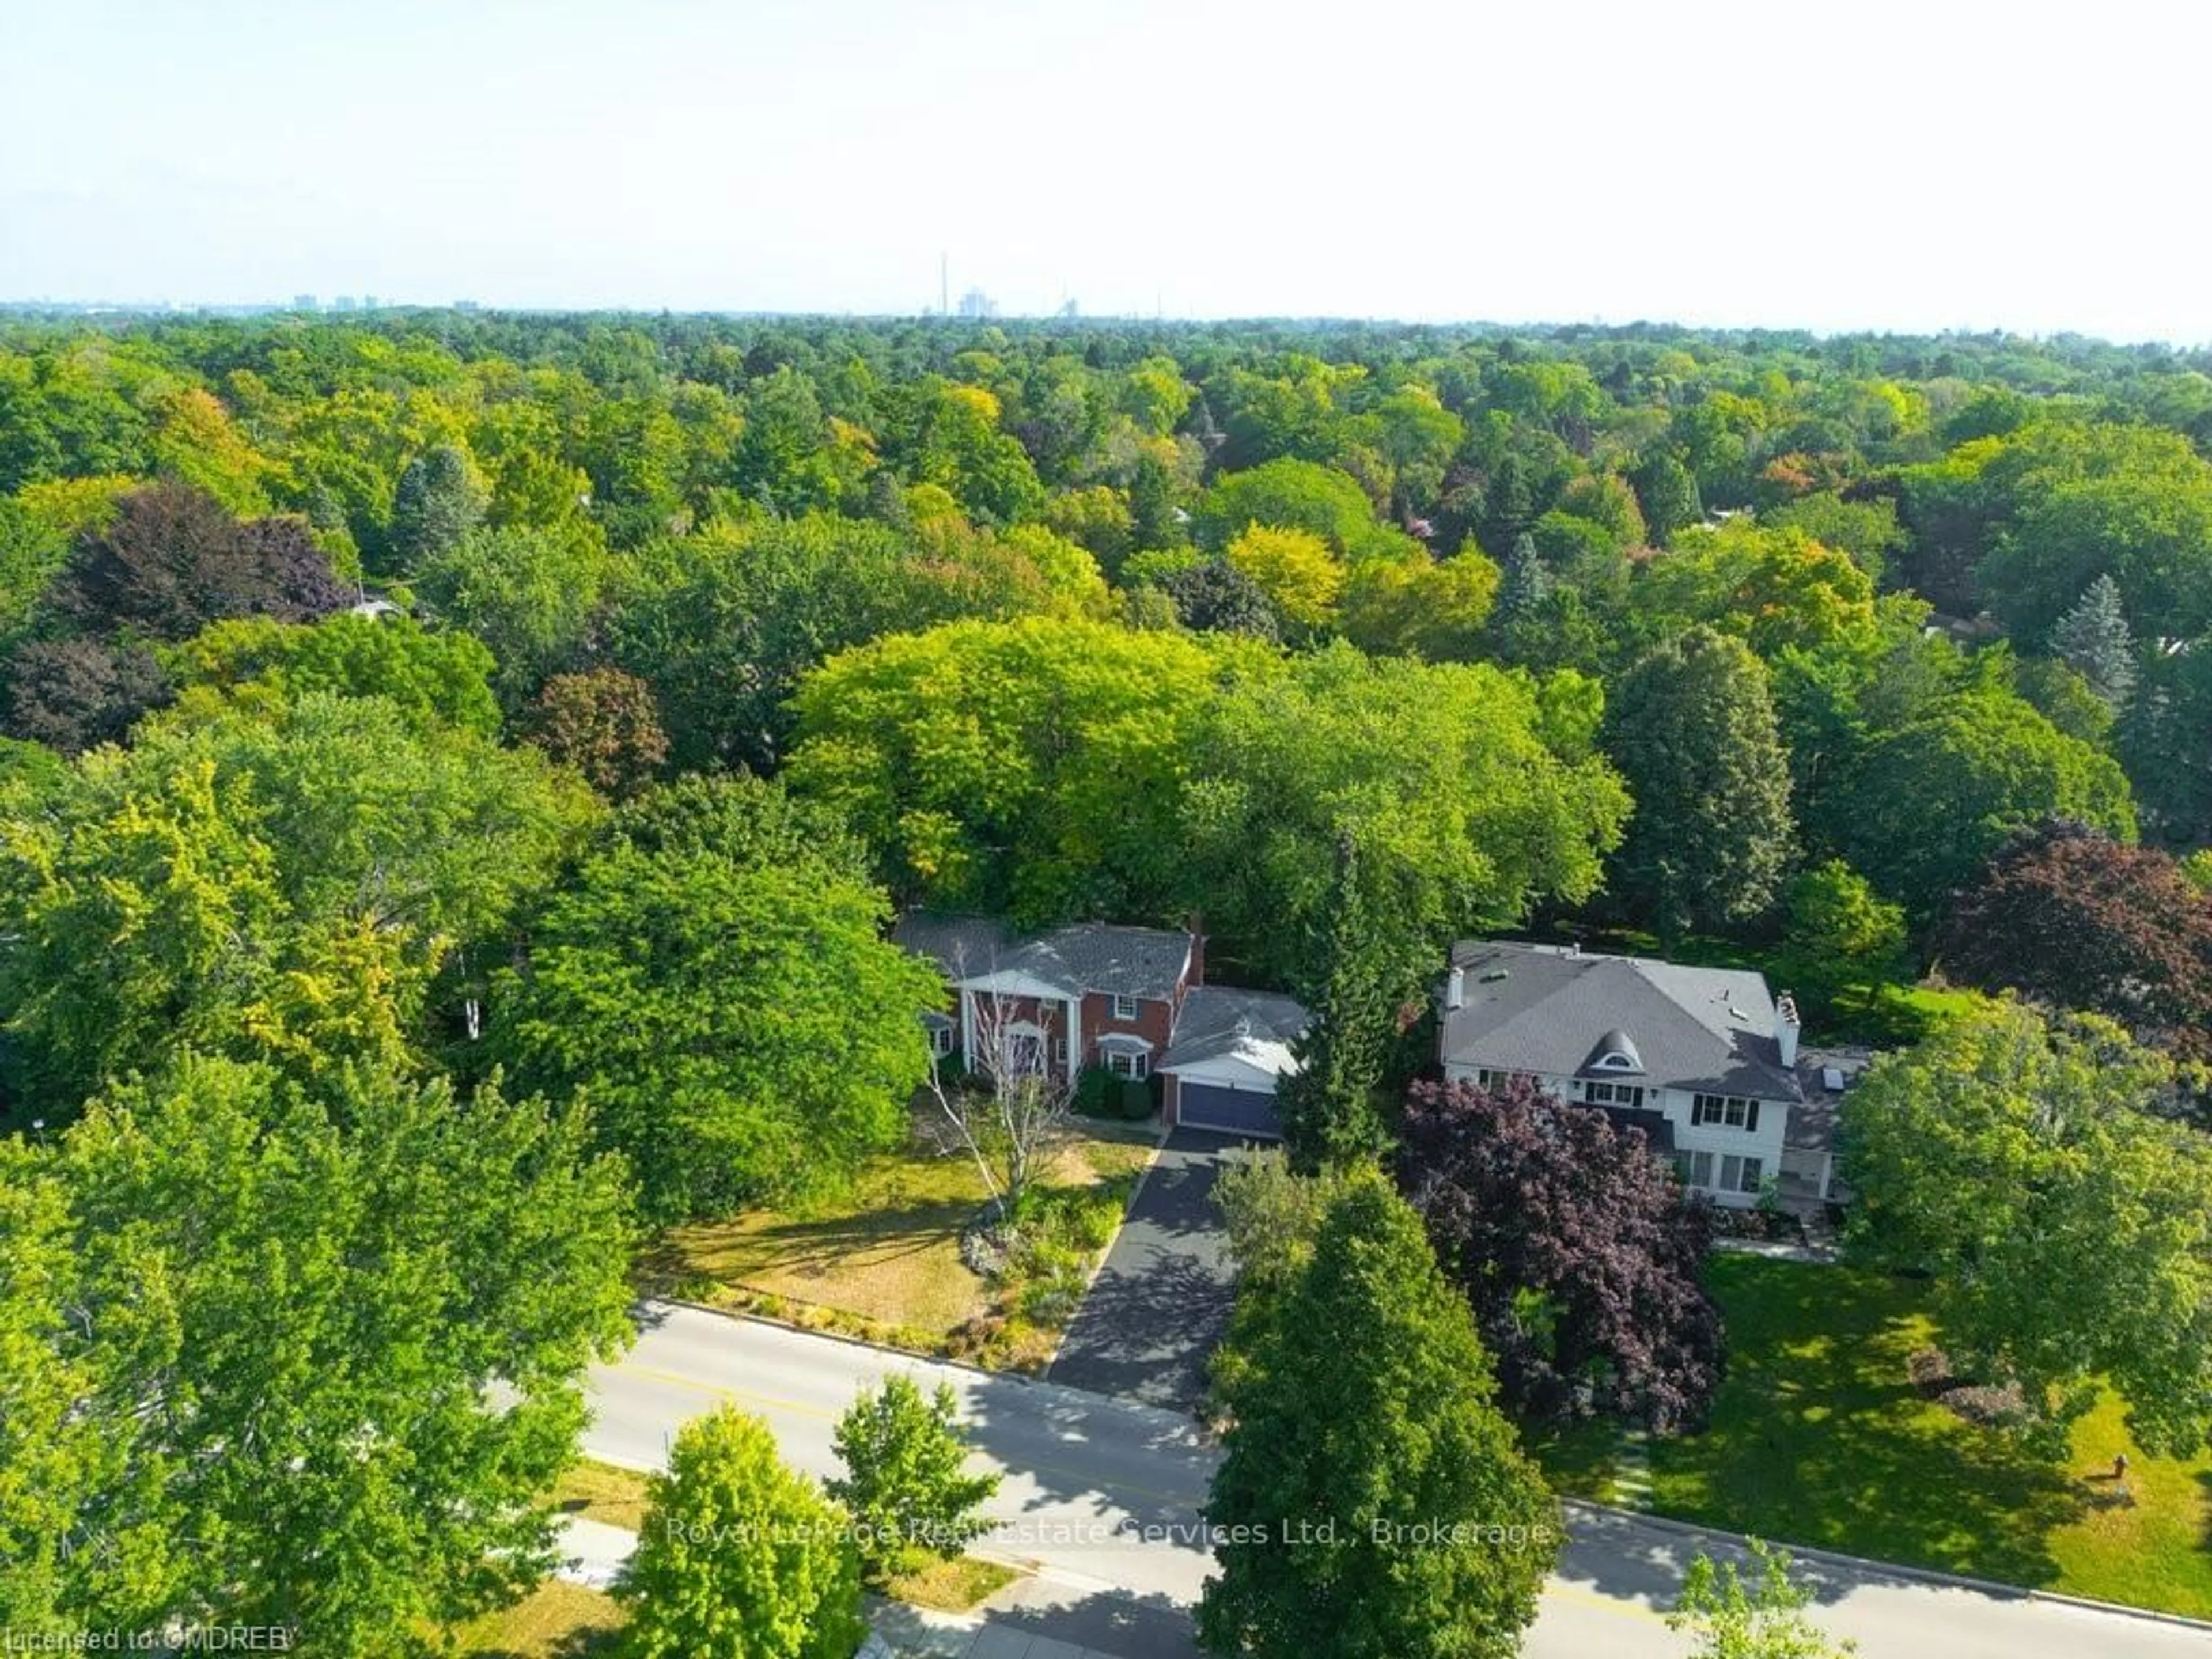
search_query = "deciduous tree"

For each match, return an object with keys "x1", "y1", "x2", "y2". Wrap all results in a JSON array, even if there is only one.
[
  {"x1": 1836, "y1": 689, "x2": 2136, "y2": 918},
  {"x1": 1842, "y1": 1002, "x2": 2212, "y2": 1456},
  {"x1": 7, "y1": 1051, "x2": 634, "y2": 1646},
  {"x1": 4, "y1": 637, "x2": 171, "y2": 753},
  {"x1": 1668, "y1": 1541, "x2": 1858, "y2": 1659},
  {"x1": 828, "y1": 1375, "x2": 999, "y2": 1582},
  {"x1": 166, "y1": 612, "x2": 502, "y2": 737},
  {"x1": 1771, "y1": 859, "x2": 1910, "y2": 1018},
  {"x1": 1397, "y1": 1075, "x2": 1724, "y2": 1431},
  {"x1": 616, "y1": 1406, "x2": 867, "y2": 1659},
  {"x1": 49, "y1": 482, "x2": 349, "y2": 642},
  {"x1": 1185, "y1": 644, "x2": 1631, "y2": 988},
  {"x1": 495, "y1": 778, "x2": 938, "y2": 1221},
  {"x1": 1936, "y1": 820, "x2": 2212, "y2": 1051},
  {"x1": 517, "y1": 665, "x2": 669, "y2": 797},
  {"x1": 1224, "y1": 524, "x2": 1342, "y2": 630}
]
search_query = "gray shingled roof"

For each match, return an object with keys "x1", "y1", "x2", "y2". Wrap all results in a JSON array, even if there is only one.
[
  {"x1": 1786, "y1": 1046, "x2": 1872, "y2": 1153},
  {"x1": 892, "y1": 912, "x2": 1195, "y2": 1001},
  {"x1": 1441, "y1": 941, "x2": 1801, "y2": 1101},
  {"x1": 1160, "y1": 984, "x2": 1311, "y2": 1071}
]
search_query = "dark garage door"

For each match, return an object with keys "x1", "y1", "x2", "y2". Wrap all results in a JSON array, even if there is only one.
[{"x1": 1178, "y1": 1080, "x2": 1282, "y2": 1139}]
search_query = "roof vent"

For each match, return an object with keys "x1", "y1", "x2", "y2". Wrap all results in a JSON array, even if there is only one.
[{"x1": 1479, "y1": 968, "x2": 1510, "y2": 984}]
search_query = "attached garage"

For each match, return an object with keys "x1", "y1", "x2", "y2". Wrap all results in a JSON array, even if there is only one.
[
  {"x1": 1173, "y1": 1077, "x2": 1283, "y2": 1138},
  {"x1": 1157, "y1": 984, "x2": 1310, "y2": 1143}
]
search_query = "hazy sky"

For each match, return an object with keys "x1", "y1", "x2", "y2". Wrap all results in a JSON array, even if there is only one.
[{"x1": 4, "y1": 0, "x2": 2208, "y2": 340}]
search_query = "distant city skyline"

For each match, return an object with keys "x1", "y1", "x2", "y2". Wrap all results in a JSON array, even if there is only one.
[{"x1": 4, "y1": 0, "x2": 2209, "y2": 344}]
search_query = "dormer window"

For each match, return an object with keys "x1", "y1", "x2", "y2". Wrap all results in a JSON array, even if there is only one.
[{"x1": 1582, "y1": 1028, "x2": 1644, "y2": 1075}]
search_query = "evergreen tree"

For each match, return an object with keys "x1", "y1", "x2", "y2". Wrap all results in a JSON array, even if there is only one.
[
  {"x1": 1495, "y1": 531, "x2": 1554, "y2": 623},
  {"x1": 1604, "y1": 626, "x2": 1797, "y2": 940},
  {"x1": 1630, "y1": 450, "x2": 1703, "y2": 547},
  {"x1": 2048, "y1": 573, "x2": 2137, "y2": 711},
  {"x1": 1275, "y1": 836, "x2": 1410, "y2": 1173},
  {"x1": 1198, "y1": 1172, "x2": 1559, "y2": 1659},
  {"x1": 388, "y1": 444, "x2": 487, "y2": 567},
  {"x1": 1479, "y1": 456, "x2": 1537, "y2": 555}
]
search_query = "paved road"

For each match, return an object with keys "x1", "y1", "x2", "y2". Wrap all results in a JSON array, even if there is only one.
[
  {"x1": 585, "y1": 1304, "x2": 2210, "y2": 1659},
  {"x1": 1046, "y1": 1129, "x2": 1240, "y2": 1411}
]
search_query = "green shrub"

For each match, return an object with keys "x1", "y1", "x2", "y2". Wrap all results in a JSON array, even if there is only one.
[{"x1": 1073, "y1": 1066, "x2": 1115, "y2": 1119}]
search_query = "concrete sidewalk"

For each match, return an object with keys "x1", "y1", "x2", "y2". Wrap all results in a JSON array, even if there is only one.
[{"x1": 554, "y1": 1516, "x2": 1193, "y2": 1659}]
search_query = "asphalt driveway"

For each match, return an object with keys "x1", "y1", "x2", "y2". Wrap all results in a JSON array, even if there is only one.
[{"x1": 1046, "y1": 1128, "x2": 1244, "y2": 1412}]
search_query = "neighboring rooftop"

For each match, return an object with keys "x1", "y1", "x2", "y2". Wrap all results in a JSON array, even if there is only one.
[
  {"x1": 1160, "y1": 984, "x2": 1310, "y2": 1074},
  {"x1": 892, "y1": 912, "x2": 1195, "y2": 1001},
  {"x1": 1442, "y1": 940, "x2": 1801, "y2": 1101},
  {"x1": 1787, "y1": 1045, "x2": 1874, "y2": 1155}
]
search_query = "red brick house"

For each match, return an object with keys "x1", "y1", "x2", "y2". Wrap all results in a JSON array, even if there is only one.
[{"x1": 893, "y1": 913, "x2": 1308, "y2": 1138}]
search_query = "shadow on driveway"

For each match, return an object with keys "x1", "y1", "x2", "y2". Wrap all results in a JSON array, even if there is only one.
[{"x1": 1047, "y1": 1128, "x2": 1253, "y2": 1412}]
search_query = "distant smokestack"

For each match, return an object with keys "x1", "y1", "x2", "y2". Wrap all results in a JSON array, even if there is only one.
[
  {"x1": 1446, "y1": 965, "x2": 1465, "y2": 1011},
  {"x1": 1775, "y1": 991, "x2": 1801, "y2": 1069}
]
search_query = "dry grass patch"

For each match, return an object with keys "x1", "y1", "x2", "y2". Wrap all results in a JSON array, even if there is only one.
[
  {"x1": 452, "y1": 1580, "x2": 624, "y2": 1658},
  {"x1": 550, "y1": 1458, "x2": 651, "y2": 1532},
  {"x1": 645, "y1": 1118, "x2": 1155, "y2": 1373},
  {"x1": 882, "y1": 1552, "x2": 1022, "y2": 1611}
]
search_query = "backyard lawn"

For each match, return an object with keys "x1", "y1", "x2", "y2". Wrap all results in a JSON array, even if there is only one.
[
  {"x1": 1649, "y1": 1253, "x2": 2212, "y2": 1618},
  {"x1": 643, "y1": 1112, "x2": 1157, "y2": 1370}
]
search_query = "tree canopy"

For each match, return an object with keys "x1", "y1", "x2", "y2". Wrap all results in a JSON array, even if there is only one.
[
  {"x1": 1199, "y1": 1171, "x2": 1559, "y2": 1659},
  {"x1": 1, "y1": 1051, "x2": 632, "y2": 1642},
  {"x1": 1842, "y1": 1001, "x2": 2212, "y2": 1456},
  {"x1": 1397, "y1": 1075, "x2": 1724, "y2": 1431},
  {"x1": 494, "y1": 775, "x2": 939, "y2": 1221}
]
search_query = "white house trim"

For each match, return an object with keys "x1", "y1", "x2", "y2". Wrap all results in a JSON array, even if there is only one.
[
  {"x1": 958, "y1": 967, "x2": 1074, "y2": 1005},
  {"x1": 1161, "y1": 1051, "x2": 1291, "y2": 1091}
]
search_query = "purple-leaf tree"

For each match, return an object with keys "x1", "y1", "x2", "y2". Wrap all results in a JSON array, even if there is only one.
[{"x1": 1397, "y1": 1074, "x2": 1724, "y2": 1432}]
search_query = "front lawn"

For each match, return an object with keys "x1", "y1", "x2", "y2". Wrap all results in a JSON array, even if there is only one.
[
  {"x1": 1649, "y1": 1254, "x2": 2212, "y2": 1618},
  {"x1": 643, "y1": 1113, "x2": 1156, "y2": 1372},
  {"x1": 1523, "y1": 1416, "x2": 1621, "y2": 1502},
  {"x1": 452, "y1": 1581, "x2": 624, "y2": 1657},
  {"x1": 551, "y1": 1457, "x2": 651, "y2": 1532}
]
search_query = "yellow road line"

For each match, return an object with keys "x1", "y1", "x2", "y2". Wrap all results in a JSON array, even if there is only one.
[
  {"x1": 1543, "y1": 1581, "x2": 1671, "y2": 1624},
  {"x1": 610, "y1": 1360, "x2": 1672, "y2": 1630},
  {"x1": 608, "y1": 1361, "x2": 1202, "y2": 1508},
  {"x1": 614, "y1": 1362, "x2": 839, "y2": 1421}
]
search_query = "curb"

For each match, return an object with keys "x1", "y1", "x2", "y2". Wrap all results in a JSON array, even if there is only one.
[
  {"x1": 632, "y1": 1296, "x2": 1215, "y2": 1444},
  {"x1": 1561, "y1": 1498, "x2": 2212, "y2": 1634},
  {"x1": 641, "y1": 1294, "x2": 1032, "y2": 1388}
]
